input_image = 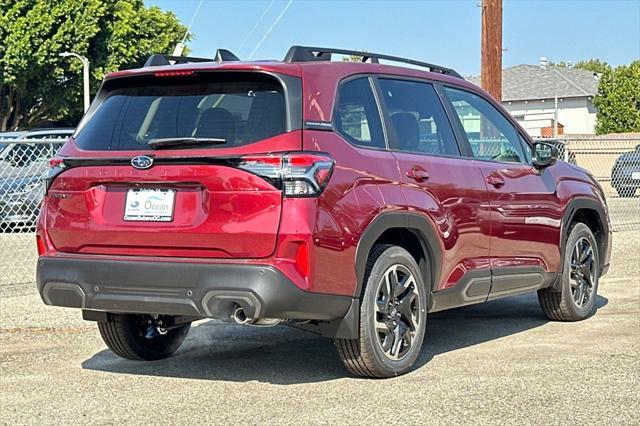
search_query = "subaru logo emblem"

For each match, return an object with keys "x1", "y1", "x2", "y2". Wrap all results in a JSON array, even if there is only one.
[{"x1": 131, "y1": 156, "x2": 153, "y2": 170}]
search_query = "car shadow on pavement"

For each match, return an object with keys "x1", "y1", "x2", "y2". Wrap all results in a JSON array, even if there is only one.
[{"x1": 82, "y1": 293, "x2": 608, "y2": 384}]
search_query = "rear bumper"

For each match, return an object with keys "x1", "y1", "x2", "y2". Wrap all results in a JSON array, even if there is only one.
[{"x1": 36, "y1": 257, "x2": 353, "y2": 321}]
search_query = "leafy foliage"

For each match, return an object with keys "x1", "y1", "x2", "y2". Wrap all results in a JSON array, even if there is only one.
[
  {"x1": 573, "y1": 59, "x2": 611, "y2": 74},
  {"x1": 547, "y1": 60, "x2": 573, "y2": 68},
  {"x1": 342, "y1": 54, "x2": 364, "y2": 62},
  {"x1": 0, "y1": 0, "x2": 189, "y2": 130},
  {"x1": 548, "y1": 58, "x2": 611, "y2": 74},
  {"x1": 593, "y1": 61, "x2": 640, "y2": 134}
]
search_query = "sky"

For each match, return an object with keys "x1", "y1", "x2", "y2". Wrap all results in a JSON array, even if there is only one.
[{"x1": 146, "y1": 0, "x2": 640, "y2": 77}]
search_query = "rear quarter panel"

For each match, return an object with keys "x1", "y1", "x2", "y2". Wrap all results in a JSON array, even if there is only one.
[{"x1": 303, "y1": 130, "x2": 405, "y2": 296}]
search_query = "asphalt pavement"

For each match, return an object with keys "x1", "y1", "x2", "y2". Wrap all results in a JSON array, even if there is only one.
[{"x1": 1, "y1": 231, "x2": 638, "y2": 425}]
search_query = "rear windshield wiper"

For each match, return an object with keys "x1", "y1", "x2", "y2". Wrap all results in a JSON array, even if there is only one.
[{"x1": 148, "y1": 137, "x2": 227, "y2": 149}]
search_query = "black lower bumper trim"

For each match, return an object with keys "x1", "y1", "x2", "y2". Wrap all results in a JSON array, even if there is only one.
[{"x1": 37, "y1": 257, "x2": 353, "y2": 321}]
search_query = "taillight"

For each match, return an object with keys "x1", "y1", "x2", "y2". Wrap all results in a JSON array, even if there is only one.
[
  {"x1": 236, "y1": 152, "x2": 334, "y2": 197},
  {"x1": 45, "y1": 157, "x2": 66, "y2": 193}
]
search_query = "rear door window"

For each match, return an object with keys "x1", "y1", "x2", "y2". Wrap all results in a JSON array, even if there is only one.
[
  {"x1": 334, "y1": 77, "x2": 386, "y2": 149},
  {"x1": 378, "y1": 79, "x2": 459, "y2": 156},
  {"x1": 74, "y1": 73, "x2": 287, "y2": 150}
]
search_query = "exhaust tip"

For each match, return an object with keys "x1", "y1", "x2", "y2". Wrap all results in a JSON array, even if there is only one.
[{"x1": 232, "y1": 306, "x2": 250, "y2": 325}]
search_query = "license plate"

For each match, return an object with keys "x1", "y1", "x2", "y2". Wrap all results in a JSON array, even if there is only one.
[
  {"x1": 632, "y1": 171, "x2": 640, "y2": 180},
  {"x1": 124, "y1": 189, "x2": 175, "y2": 222}
]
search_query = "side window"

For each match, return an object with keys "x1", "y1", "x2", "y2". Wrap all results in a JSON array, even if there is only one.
[
  {"x1": 520, "y1": 134, "x2": 533, "y2": 162},
  {"x1": 378, "y1": 79, "x2": 459, "y2": 156},
  {"x1": 335, "y1": 78, "x2": 385, "y2": 149},
  {"x1": 444, "y1": 87, "x2": 526, "y2": 163}
]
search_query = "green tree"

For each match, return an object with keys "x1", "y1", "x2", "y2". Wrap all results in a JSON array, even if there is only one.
[
  {"x1": 548, "y1": 58, "x2": 611, "y2": 74},
  {"x1": 593, "y1": 61, "x2": 640, "y2": 134},
  {"x1": 574, "y1": 59, "x2": 611, "y2": 74},
  {"x1": 342, "y1": 54, "x2": 364, "y2": 62},
  {"x1": 0, "y1": 0, "x2": 189, "y2": 131},
  {"x1": 548, "y1": 60, "x2": 573, "y2": 68}
]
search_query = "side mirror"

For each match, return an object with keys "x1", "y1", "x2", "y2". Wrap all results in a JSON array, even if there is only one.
[{"x1": 532, "y1": 142, "x2": 558, "y2": 168}]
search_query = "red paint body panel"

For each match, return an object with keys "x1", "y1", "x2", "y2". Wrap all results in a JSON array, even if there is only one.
[
  {"x1": 302, "y1": 130, "x2": 406, "y2": 296},
  {"x1": 393, "y1": 153, "x2": 491, "y2": 291},
  {"x1": 46, "y1": 165, "x2": 282, "y2": 258},
  {"x1": 36, "y1": 59, "x2": 611, "y2": 305},
  {"x1": 476, "y1": 161, "x2": 564, "y2": 272}
]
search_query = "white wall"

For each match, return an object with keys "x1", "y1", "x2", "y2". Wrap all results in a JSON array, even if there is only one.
[{"x1": 502, "y1": 97, "x2": 597, "y2": 136}]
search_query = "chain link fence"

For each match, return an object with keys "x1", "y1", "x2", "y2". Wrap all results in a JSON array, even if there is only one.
[
  {"x1": 545, "y1": 135, "x2": 640, "y2": 231},
  {"x1": 0, "y1": 134, "x2": 638, "y2": 287},
  {"x1": 0, "y1": 137, "x2": 67, "y2": 286}
]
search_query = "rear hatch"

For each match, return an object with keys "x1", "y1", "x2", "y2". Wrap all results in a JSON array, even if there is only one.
[{"x1": 45, "y1": 70, "x2": 302, "y2": 258}]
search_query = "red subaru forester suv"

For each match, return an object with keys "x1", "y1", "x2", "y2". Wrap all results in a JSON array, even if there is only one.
[{"x1": 37, "y1": 46, "x2": 611, "y2": 378}]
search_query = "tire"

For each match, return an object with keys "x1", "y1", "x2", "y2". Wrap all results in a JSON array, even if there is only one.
[
  {"x1": 98, "y1": 314, "x2": 191, "y2": 361},
  {"x1": 538, "y1": 223, "x2": 600, "y2": 321},
  {"x1": 335, "y1": 245, "x2": 428, "y2": 378}
]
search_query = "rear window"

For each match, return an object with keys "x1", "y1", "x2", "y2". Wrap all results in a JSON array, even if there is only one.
[
  {"x1": 75, "y1": 73, "x2": 286, "y2": 150},
  {"x1": 334, "y1": 77, "x2": 385, "y2": 149}
]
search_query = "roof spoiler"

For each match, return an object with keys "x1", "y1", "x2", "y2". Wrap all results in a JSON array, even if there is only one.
[
  {"x1": 144, "y1": 49, "x2": 240, "y2": 67},
  {"x1": 283, "y1": 45, "x2": 462, "y2": 79}
]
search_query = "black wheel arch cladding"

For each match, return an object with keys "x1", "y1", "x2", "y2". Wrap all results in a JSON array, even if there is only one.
[{"x1": 354, "y1": 212, "x2": 442, "y2": 297}]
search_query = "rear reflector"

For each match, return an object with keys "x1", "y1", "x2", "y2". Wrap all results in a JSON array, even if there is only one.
[
  {"x1": 36, "y1": 235, "x2": 46, "y2": 256},
  {"x1": 295, "y1": 242, "x2": 310, "y2": 277},
  {"x1": 236, "y1": 152, "x2": 334, "y2": 197}
]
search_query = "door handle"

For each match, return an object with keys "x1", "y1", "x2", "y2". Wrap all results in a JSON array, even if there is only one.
[
  {"x1": 406, "y1": 167, "x2": 429, "y2": 182},
  {"x1": 486, "y1": 173, "x2": 505, "y2": 188}
]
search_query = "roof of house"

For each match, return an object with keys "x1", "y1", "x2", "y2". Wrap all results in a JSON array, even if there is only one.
[{"x1": 467, "y1": 64, "x2": 600, "y2": 102}]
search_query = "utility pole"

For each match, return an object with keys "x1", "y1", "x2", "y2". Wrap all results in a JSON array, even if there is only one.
[{"x1": 481, "y1": 0, "x2": 502, "y2": 101}]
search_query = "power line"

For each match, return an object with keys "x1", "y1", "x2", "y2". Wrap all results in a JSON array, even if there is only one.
[
  {"x1": 238, "y1": 0, "x2": 276, "y2": 54},
  {"x1": 248, "y1": 0, "x2": 294, "y2": 60}
]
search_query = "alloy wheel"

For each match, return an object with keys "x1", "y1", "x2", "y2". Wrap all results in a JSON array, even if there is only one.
[
  {"x1": 569, "y1": 237, "x2": 596, "y2": 308},
  {"x1": 374, "y1": 264, "x2": 422, "y2": 360}
]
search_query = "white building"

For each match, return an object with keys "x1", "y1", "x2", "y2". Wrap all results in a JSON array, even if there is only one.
[{"x1": 468, "y1": 65, "x2": 600, "y2": 137}]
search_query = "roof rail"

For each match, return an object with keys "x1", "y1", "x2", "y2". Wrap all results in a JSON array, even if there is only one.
[
  {"x1": 283, "y1": 45, "x2": 462, "y2": 79},
  {"x1": 144, "y1": 49, "x2": 240, "y2": 67}
]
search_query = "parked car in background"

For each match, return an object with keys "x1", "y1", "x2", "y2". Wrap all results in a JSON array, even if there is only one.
[
  {"x1": 36, "y1": 47, "x2": 610, "y2": 378},
  {"x1": 611, "y1": 144, "x2": 640, "y2": 197},
  {"x1": 0, "y1": 128, "x2": 73, "y2": 231}
]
